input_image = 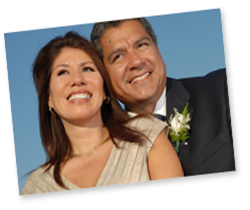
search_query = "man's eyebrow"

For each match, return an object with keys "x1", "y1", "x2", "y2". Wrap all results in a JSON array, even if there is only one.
[
  {"x1": 108, "y1": 48, "x2": 125, "y2": 62},
  {"x1": 107, "y1": 36, "x2": 151, "y2": 62},
  {"x1": 134, "y1": 36, "x2": 151, "y2": 46}
]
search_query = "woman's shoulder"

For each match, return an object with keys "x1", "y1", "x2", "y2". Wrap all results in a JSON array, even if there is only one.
[
  {"x1": 129, "y1": 115, "x2": 167, "y2": 131},
  {"x1": 24, "y1": 166, "x2": 49, "y2": 183},
  {"x1": 20, "y1": 165, "x2": 61, "y2": 195},
  {"x1": 128, "y1": 115, "x2": 168, "y2": 141}
]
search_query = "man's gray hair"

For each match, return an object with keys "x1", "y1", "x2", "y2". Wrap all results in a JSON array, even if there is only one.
[{"x1": 90, "y1": 18, "x2": 158, "y2": 60}]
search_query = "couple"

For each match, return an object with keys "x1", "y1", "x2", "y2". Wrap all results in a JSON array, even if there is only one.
[{"x1": 20, "y1": 18, "x2": 235, "y2": 195}]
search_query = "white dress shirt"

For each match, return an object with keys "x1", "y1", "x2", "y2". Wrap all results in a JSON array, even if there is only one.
[{"x1": 128, "y1": 87, "x2": 167, "y2": 117}]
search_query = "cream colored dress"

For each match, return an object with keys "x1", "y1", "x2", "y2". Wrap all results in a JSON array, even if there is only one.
[{"x1": 20, "y1": 116, "x2": 168, "y2": 195}]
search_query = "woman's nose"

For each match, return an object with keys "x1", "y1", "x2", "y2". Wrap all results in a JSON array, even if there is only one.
[{"x1": 70, "y1": 70, "x2": 86, "y2": 86}]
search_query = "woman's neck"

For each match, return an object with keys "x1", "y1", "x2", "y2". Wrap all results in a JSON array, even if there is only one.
[{"x1": 62, "y1": 117, "x2": 109, "y2": 155}]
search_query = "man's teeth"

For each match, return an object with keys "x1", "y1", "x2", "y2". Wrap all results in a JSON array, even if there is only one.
[
  {"x1": 131, "y1": 72, "x2": 150, "y2": 84},
  {"x1": 68, "y1": 93, "x2": 91, "y2": 101}
]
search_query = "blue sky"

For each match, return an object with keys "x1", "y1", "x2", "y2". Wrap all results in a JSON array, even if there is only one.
[{"x1": 4, "y1": 8, "x2": 226, "y2": 193}]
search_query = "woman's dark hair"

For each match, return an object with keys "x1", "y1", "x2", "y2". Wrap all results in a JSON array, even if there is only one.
[{"x1": 33, "y1": 31, "x2": 145, "y2": 188}]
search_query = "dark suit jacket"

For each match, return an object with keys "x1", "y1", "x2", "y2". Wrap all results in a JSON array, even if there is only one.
[{"x1": 166, "y1": 68, "x2": 235, "y2": 175}]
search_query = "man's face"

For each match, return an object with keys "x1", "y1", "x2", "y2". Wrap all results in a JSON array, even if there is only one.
[{"x1": 100, "y1": 20, "x2": 166, "y2": 113}]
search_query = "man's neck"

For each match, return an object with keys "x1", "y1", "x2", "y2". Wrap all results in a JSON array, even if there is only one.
[
  {"x1": 126, "y1": 102, "x2": 156, "y2": 114},
  {"x1": 126, "y1": 87, "x2": 167, "y2": 115}
]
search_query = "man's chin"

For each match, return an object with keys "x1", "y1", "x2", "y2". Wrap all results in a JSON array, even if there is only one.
[{"x1": 121, "y1": 96, "x2": 157, "y2": 113}]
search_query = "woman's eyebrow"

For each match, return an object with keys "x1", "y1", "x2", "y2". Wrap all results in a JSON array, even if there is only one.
[
  {"x1": 79, "y1": 61, "x2": 95, "y2": 67},
  {"x1": 52, "y1": 63, "x2": 69, "y2": 71},
  {"x1": 53, "y1": 61, "x2": 95, "y2": 70}
]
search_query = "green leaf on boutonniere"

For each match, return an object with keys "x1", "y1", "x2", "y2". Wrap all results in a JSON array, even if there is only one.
[
  {"x1": 168, "y1": 102, "x2": 191, "y2": 153},
  {"x1": 182, "y1": 102, "x2": 189, "y2": 117}
]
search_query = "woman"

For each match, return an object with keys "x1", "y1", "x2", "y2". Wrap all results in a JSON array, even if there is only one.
[{"x1": 20, "y1": 32, "x2": 183, "y2": 195}]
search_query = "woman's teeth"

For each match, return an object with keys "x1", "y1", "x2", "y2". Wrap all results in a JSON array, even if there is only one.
[
  {"x1": 131, "y1": 72, "x2": 150, "y2": 84},
  {"x1": 68, "y1": 93, "x2": 91, "y2": 101}
]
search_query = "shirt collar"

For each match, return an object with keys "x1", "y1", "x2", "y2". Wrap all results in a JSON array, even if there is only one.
[
  {"x1": 152, "y1": 86, "x2": 166, "y2": 116},
  {"x1": 127, "y1": 86, "x2": 167, "y2": 117}
]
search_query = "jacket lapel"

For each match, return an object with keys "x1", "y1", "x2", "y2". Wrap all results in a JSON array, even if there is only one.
[
  {"x1": 166, "y1": 77, "x2": 194, "y2": 159},
  {"x1": 166, "y1": 77, "x2": 194, "y2": 122}
]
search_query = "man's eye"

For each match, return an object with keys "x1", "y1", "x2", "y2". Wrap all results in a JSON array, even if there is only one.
[
  {"x1": 58, "y1": 70, "x2": 68, "y2": 76},
  {"x1": 83, "y1": 67, "x2": 94, "y2": 72},
  {"x1": 138, "y1": 42, "x2": 148, "y2": 48},
  {"x1": 112, "y1": 54, "x2": 122, "y2": 63}
]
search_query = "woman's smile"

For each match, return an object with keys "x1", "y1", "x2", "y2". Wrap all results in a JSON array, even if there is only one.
[{"x1": 67, "y1": 90, "x2": 92, "y2": 102}]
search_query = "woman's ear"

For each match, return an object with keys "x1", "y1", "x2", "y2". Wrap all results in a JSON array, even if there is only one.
[
  {"x1": 104, "y1": 96, "x2": 110, "y2": 104},
  {"x1": 48, "y1": 95, "x2": 54, "y2": 109},
  {"x1": 48, "y1": 95, "x2": 55, "y2": 113}
]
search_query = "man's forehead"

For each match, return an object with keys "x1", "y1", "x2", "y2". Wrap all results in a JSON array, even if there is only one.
[
  {"x1": 101, "y1": 20, "x2": 149, "y2": 46},
  {"x1": 106, "y1": 20, "x2": 146, "y2": 36}
]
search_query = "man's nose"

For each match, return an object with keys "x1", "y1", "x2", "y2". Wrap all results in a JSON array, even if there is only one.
[{"x1": 127, "y1": 50, "x2": 145, "y2": 71}]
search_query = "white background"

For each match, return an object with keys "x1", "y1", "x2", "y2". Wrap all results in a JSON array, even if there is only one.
[{"x1": 0, "y1": 0, "x2": 249, "y2": 209}]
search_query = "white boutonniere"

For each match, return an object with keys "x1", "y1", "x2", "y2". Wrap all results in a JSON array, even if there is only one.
[{"x1": 168, "y1": 102, "x2": 191, "y2": 153}]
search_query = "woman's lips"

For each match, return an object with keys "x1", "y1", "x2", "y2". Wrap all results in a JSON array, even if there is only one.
[{"x1": 67, "y1": 92, "x2": 92, "y2": 101}]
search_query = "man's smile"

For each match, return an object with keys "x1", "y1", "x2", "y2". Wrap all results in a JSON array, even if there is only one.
[{"x1": 129, "y1": 72, "x2": 151, "y2": 84}]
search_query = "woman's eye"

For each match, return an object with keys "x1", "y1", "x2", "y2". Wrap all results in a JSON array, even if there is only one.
[
  {"x1": 83, "y1": 67, "x2": 94, "y2": 72},
  {"x1": 58, "y1": 70, "x2": 68, "y2": 76}
]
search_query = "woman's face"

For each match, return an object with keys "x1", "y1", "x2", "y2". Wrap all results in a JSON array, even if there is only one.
[{"x1": 48, "y1": 47, "x2": 106, "y2": 126}]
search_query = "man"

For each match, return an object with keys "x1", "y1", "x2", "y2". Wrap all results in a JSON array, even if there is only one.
[{"x1": 91, "y1": 18, "x2": 235, "y2": 176}]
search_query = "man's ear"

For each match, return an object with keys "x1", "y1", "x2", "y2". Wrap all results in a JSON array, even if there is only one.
[{"x1": 157, "y1": 46, "x2": 167, "y2": 69}]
